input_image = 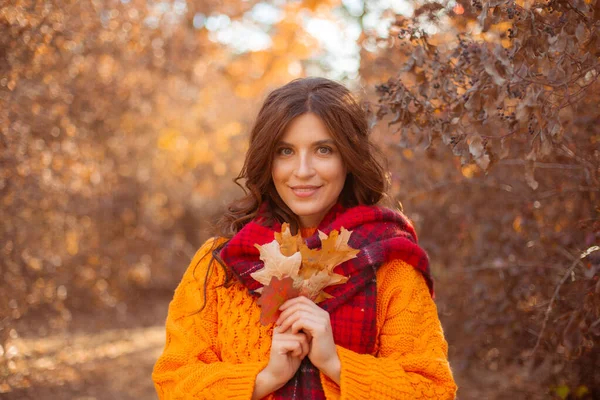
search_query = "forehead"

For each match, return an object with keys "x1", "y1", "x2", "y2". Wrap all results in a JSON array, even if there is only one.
[{"x1": 279, "y1": 113, "x2": 334, "y2": 143}]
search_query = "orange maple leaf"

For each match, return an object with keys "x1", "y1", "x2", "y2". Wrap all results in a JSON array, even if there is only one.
[
  {"x1": 297, "y1": 227, "x2": 358, "y2": 301},
  {"x1": 257, "y1": 276, "x2": 300, "y2": 325}
]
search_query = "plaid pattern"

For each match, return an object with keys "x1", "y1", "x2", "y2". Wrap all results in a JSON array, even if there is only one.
[{"x1": 219, "y1": 202, "x2": 432, "y2": 399}]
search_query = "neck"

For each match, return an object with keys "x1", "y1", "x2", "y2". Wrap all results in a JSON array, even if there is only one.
[
  {"x1": 298, "y1": 216, "x2": 322, "y2": 229},
  {"x1": 298, "y1": 202, "x2": 339, "y2": 228}
]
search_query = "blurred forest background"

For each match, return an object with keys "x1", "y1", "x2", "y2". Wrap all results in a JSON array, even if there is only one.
[{"x1": 1, "y1": 0, "x2": 599, "y2": 399}]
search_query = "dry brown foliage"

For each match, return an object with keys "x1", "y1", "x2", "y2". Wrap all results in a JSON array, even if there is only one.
[
  {"x1": 365, "y1": 0, "x2": 599, "y2": 397},
  {"x1": 0, "y1": 0, "x2": 327, "y2": 393}
]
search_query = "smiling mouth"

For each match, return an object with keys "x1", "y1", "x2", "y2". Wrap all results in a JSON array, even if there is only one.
[{"x1": 290, "y1": 186, "x2": 321, "y2": 197}]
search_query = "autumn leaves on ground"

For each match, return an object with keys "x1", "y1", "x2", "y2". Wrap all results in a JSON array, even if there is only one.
[{"x1": 2, "y1": 0, "x2": 599, "y2": 399}]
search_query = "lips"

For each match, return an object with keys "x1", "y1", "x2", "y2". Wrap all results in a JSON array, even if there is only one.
[{"x1": 290, "y1": 185, "x2": 321, "y2": 198}]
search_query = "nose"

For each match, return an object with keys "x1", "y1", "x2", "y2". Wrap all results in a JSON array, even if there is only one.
[{"x1": 294, "y1": 152, "x2": 316, "y2": 178}]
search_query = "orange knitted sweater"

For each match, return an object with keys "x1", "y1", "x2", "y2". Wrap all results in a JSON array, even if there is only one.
[{"x1": 152, "y1": 233, "x2": 457, "y2": 399}]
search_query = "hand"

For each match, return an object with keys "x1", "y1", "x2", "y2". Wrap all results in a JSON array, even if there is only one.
[
  {"x1": 258, "y1": 327, "x2": 309, "y2": 391},
  {"x1": 276, "y1": 296, "x2": 341, "y2": 382}
]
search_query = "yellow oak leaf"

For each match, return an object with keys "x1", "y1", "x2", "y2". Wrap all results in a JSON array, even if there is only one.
[
  {"x1": 296, "y1": 227, "x2": 358, "y2": 303},
  {"x1": 300, "y1": 227, "x2": 359, "y2": 275},
  {"x1": 250, "y1": 240, "x2": 302, "y2": 287},
  {"x1": 300, "y1": 270, "x2": 343, "y2": 303},
  {"x1": 274, "y1": 222, "x2": 303, "y2": 256}
]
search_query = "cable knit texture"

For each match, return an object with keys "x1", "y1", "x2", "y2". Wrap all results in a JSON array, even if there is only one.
[{"x1": 152, "y1": 234, "x2": 457, "y2": 399}]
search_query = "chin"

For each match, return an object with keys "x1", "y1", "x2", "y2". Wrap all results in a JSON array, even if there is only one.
[
  {"x1": 290, "y1": 205, "x2": 319, "y2": 217},
  {"x1": 289, "y1": 202, "x2": 332, "y2": 223}
]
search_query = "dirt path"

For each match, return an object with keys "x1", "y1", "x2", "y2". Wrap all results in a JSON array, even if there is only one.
[
  {"x1": 2, "y1": 326, "x2": 164, "y2": 400},
  {"x1": 0, "y1": 309, "x2": 551, "y2": 400}
]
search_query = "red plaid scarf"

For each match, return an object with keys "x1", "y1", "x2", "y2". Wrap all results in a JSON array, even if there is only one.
[{"x1": 218, "y1": 202, "x2": 432, "y2": 399}]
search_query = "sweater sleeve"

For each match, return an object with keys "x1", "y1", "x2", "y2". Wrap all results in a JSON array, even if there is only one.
[
  {"x1": 152, "y1": 238, "x2": 268, "y2": 400},
  {"x1": 319, "y1": 259, "x2": 457, "y2": 400}
]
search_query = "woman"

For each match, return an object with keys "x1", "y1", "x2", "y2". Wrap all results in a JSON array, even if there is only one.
[{"x1": 152, "y1": 77, "x2": 457, "y2": 399}]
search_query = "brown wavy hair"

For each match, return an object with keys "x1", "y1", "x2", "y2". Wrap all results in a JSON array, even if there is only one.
[{"x1": 216, "y1": 77, "x2": 390, "y2": 238}]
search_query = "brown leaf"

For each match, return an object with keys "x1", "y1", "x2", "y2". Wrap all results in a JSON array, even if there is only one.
[
  {"x1": 540, "y1": 133, "x2": 552, "y2": 157},
  {"x1": 484, "y1": 59, "x2": 506, "y2": 85},
  {"x1": 464, "y1": 91, "x2": 482, "y2": 112},
  {"x1": 476, "y1": 154, "x2": 491, "y2": 170},
  {"x1": 467, "y1": 133, "x2": 485, "y2": 158},
  {"x1": 575, "y1": 23, "x2": 586, "y2": 44},
  {"x1": 478, "y1": 3, "x2": 491, "y2": 32},
  {"x1": 549, "y1": 30, "x2": 568, "y2": 53},
  {"x1": 493, "y1": 44, "x2": 512, "y2": 71},
  {"x1": 546, "y1": 118, "x2": 563, "y2": 139}
]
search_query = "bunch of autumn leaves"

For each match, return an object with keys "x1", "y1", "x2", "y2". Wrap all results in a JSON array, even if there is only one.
[{"x1": 251, "y1": 223, "x2": 359, "y2": 325}]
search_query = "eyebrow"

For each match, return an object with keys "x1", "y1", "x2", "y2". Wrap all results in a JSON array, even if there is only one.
[{"x1": 277, "y1": 139, "x2": 336, "y2": 147}]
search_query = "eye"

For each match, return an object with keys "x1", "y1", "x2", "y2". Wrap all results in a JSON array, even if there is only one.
[
  {"x1": 277, "y1": 147, "x2": 293, "y2": 156},
  {"x1": 317, "y1": 146, "x2": 332, "y2": 155}
]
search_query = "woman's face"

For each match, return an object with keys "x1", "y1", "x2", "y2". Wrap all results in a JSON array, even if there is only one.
[{"x1": 272, "y1": 112, "x2": 347, "y2": 228}]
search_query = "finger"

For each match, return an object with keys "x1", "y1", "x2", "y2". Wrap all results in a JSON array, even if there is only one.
[
  {"x1": 276, "y1": 336, "x2": 307, "y2": 358},
  {"x1": 293, "y1": 330, "x2": 313, "y2": 344},
  {"x1": 275, "y1": 331, "x2": 303, "y2": 340},
  {"x1": 276, "y1": 303, "x2": 321, "y2": 326},
  {"x1": 273, "y1": 325, "x2": 292, "y2": 336},
  {"x1": 299, "y1": 333, "x2": 310, "y2": 358},
  {"x1": 279, "y1": 296, "x2": 314, "y2": 311},
  {"x1": 291, "y1": 342, "x2": 304, "y2": 357},
  {"x1": 279, "y1": 310, "x2": 327, "y2": 334},
  {"x1": 275, "y1": 339, "x2": 302, "y2": 355},
  {"x1": 303, "y1": 329, "x2": 313, "y2": 343},
  {"x1": 276, "y1": 331, "x2": 313, "y2": 342},
  {"x1": 277, "y1": 310, "x2": 307, "y2": 333},
  {"x1": 290, "y1": 315, "x2": 322, "y2": 336},
  {"x1": 274, "y1": 325, "x2": 308, "y2": 336},
  {"x1": 276, "y1": 308, "x2": 298, "y2": 330},
  {"x1": 280, "y1": 311, "x2": 323, "y2": 336}
]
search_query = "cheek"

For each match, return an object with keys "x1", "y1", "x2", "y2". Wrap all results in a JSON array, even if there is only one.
[
  {"x1": 271, "y1": 160, "x2": 288, "y2": 184},
  {"x1": 330, "y1": 159, "x2": 346, "y2": 185}
]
